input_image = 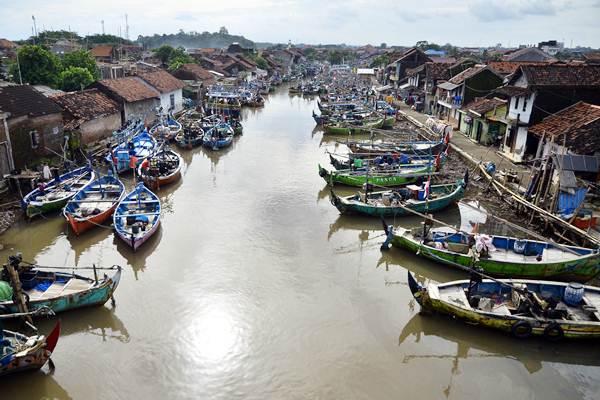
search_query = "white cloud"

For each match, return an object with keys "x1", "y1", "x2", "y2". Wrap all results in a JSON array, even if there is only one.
[{"x1": 0, "y1": 0, "x2": 598, "y2": 47}]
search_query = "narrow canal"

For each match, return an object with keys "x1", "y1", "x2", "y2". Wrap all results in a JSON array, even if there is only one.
[{"x1": 2, "y1": 87, "x2": 599, "y2": 400}]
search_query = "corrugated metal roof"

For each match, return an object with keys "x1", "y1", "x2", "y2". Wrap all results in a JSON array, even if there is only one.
[{"x1": 553, "y1": 154, "x2": 600, "y2": 173}]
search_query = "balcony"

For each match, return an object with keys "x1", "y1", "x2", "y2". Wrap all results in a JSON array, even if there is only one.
[{"x1": 437, "y1": 97, "x2": 462, "y2": 109}]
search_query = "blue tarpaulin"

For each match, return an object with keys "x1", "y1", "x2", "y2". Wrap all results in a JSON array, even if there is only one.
[{"x1": 557, "y1": 187, "x2": 588, "y2": 216}]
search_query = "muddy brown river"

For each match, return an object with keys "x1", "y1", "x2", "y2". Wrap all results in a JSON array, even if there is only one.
[{"x1": 2, "y1": 87, "x2": 599, "y2": 399}]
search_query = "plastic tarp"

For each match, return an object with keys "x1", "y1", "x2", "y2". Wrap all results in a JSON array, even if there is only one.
[
  {"x1": 557, "y1": 187, "x2": 588, "y2": 216},
  {"x1": 0, "y1": 281, "x2": 12, "y2": 301}
]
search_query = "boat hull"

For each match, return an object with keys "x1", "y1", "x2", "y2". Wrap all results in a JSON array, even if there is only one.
[
  {"x1": 392, "y1": 231, "x2": 600, "y2": 283},
  {"x1": 65, "y1": 205, "x2": 117, "y2": 236},
  {"x1": 319, "y1": 164, "x2": 432, "y2": 187}
]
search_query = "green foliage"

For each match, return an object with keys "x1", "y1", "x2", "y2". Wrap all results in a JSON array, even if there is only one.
[
  {"x1": 327, "y1": 49, "x2": 355, "y2": 65},
  {"x1": 154, "y1": 45, "x2": 192, "y2": 68},
  {"x1": 370, "y1": 54, "x2": 390, "y2": 68},
  {"x1": 26, "y1": 30, "x2": 81, "y2": 45},
  {"x1": 303, "y1": 48, "x2": 317, "y2": 60},
  {"x1": 62, "y1": 50, "x2": 99, "y2": 79},
  {"x1": 247, "y1": 53, "x2": 268, "y2": 70},
  {"x1": 84, "y1": 34, "x2": 132, "y2": 45},
  {"x1": 137, "y1": 30, "x2": 254, "y2": 51},
  {"x1": 219, "y1": 27, "x2": 229, "y2": 35},
  {"x1": 10, "y1": 45, "x2": 61, "y2": 86},
  {"x1": 59, "y1": 66, "x2": 94, "y2": 91}
]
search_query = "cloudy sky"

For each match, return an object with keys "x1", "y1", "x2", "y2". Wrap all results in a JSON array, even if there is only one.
[{"x1": 1, "y1": 0, "x2": 599, "y2": 48}]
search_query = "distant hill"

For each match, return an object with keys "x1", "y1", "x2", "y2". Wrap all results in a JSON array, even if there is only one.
[{"x1": 136, "y1": 29, "x2": 255, "y2": 50}]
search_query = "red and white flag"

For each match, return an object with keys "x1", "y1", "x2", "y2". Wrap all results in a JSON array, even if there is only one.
[{"x1": 423, "y1": 176, "x2": 431, "y2": 199}]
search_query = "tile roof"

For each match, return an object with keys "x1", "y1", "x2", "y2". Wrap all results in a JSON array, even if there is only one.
[
  {"x1": 52, "y1": 89, "x2": 119, "y2": 129},
  {"x1": 0, "y1": 85, "x2": 62, "y2": 118},
  {"x1": 583, "y1": 52, "x2": 600, "y2": 62},
  {"x1": 493, "y1": 85, "x2": 531, "y2": 97},
  {"x1": 529, "y1": 102, "x2": 600, "y2": 138},
  {"x1": 173, "y1": 63, "x2": 215, "y2": 82},
  {"x1": 503, "y1": 47, "x2": 557, "y2": 62},
  {"x1": 425, "y1": 62, "x2": 451, "y2": 80},
  {"x1": 463, "y1": 97, "x2": 507, "y2": 115},
  {"x1": 138, "y1": 70, "x2": 185, "y2": 93},
  {"x1": 0, "y1": 38, "x2": 16, "y2": 49},
  {"x1": 518, "y1": 64, "x2": 600, "y2": 87},
  {"x1": 488, "y1": 61, "x2": 549, "y2": 75},
  {"x1": 392, "y1": 47, "x2": 431, "y2": 64},
  {"x1": 449, "y1": 65, "x2": 486, "y2": 84},
  {"x1": 96, "y1": 77, "x2": 160, "y2": 103},
  {"x1": 91, "y1": 45, "x2": 115, "y2": 58}
]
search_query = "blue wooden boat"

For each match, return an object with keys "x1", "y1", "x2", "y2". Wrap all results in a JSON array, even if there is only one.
[
  {"x1": 113, "y1": 182, "x2": 161, "y2": 251},
  {"x1": 63, "y1": 174, "x2": 126, "y2": 235},
  {"x1": 202, "y1": 122, "x2": 235, "y2": 150},
  {"x1": 0, "y1": 255, "x2": 121, "y2": 318},
  {"x1": 106, "y1": 130, "x2": 156, "y2": 174},
  {"x1": 150, "y1": 112, "x2": 182, "y2": 141},
  {"x1": 21, "y1": 166, "x2": 95, "y2": 218}
]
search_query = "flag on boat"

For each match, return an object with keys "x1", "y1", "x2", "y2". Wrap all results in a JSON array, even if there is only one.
[
  {"x1": 423, "y1": 176, "x2": 431, "y2": 199},
  {"x1": 458, "y1": 200, "x2": 487, "y2": 233}
]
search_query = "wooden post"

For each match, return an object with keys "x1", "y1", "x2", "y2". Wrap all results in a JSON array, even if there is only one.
[{"x1": 4, "y1": 262, "x2": 32, "y2": 324}]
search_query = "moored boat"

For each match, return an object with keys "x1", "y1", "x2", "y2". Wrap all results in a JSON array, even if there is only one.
[
  {"x1": 331, "y1": 176, "x2": 467, "y2": 217},
  {"x1": 0, "y1": 254, "x2": 122, "y2": 316},
  {"x1": 407, "y1": 271, "x2": 600, "y2": 340},
  {"x1": 203, "y1": 122, "x2": 235, "y2": 151},
  {"x1": 318, "y1": 161, "x2": 439, "y2": 187},
  {"x1": 137, "y1": 149, "x2": 183, "y2": 191},
  {"x1": 175, "y1": 127, "x2": 204, "y2": 149},
  {"x1": 63, "y1": 174, "x2": 126, "y2": 235},
  {"x1": 323, "y1": 116, "x2": 384, "y2": 135},
  {"x1": 150, "y1": 113, "x2": 182, "y2": 141},
  {"x1": 0, "y1": 320, "x2": 60, "y2": 376},
  {"x1": 21, "y1": 166, "x2": 95, "y2": 218},
  {"x1": 384, "y1": 225, "x2": 600, "y2": 283},
  {"x1": 106, "y1": 130, "x2": 156, "y2": 174},
  {"x1": 113, "y1": 183, "x2": 161, "y2": 251}
]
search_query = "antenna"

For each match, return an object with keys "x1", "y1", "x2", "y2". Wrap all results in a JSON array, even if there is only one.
[
  {"x1": 125, "y1": 14, "x2": 129, "y2": 40},
  {"x1": 32, "y1": 15, "x2": 38, "y2": 38},
  {"x1": 101, "y1": 20, "x2": 105, "y2": 35}
]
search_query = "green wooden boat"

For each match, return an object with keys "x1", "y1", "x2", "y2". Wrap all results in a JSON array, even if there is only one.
[
  {"x1": 383, "y1": 226, "x2": 600, "y2": 283},
  {"x1": 408, "y1": 271, "x2": 600, "y2": 340},
  {"x1": 382, "y1": 115, "x2": 395, "y2": 129},
  {"x1": 318, "y1": 162, "x2": 438, "y2": 187},
  {"x1": 331, "y1": 178, "x2": 467, "y2": 217},
  {"x1": 323, "y1": 117, "x2": 384, "y2": 135}
]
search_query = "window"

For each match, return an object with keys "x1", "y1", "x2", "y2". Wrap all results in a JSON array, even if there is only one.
[
  {"x1": 515, "y1": 97, "x2": 520, "y2": 110},
  {"x1": 170, "y1": 93, "x2": 175, "y2": 109},
  {"x1": 30, "y1": 130, "x2": 39, "y2": 149},
  {"x1": 522, "y1": 96, "x2": 527, "y2": 112}
]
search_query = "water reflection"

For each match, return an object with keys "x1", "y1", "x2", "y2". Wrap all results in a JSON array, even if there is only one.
[
  {"x1": 113, "y1": 227, "x2": 162, "y2": 278},
  {"x1": 3, "y1": 374, "x2": 72, "y2": 400}
]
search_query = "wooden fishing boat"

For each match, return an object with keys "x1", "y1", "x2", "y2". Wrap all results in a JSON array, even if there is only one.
[
  {"x1": 384, "y1": 225, "x2": 600, "y2": 283},
  {"x1": 312, "y1": 111, "x2": 328, "y2": 125},
  {"x1": 331, "y1": 177, "x2": 467, "y2": 217},
  {"x1": 175, "y1": 127, "x2": 204, "y2": 149},
  {"x1": 21, "y1": 166, "x2": 95, "y2": 218},
  {"x1": 328, "y1": 153, "x2": 434, "y2": 170},
  {"x1": 0, "y1": 321, "x2": 60, "y2": 376},
  {"x1": 203, "y1": 122, "x2": 235, "y2": 151},
  {"x1": 113, "y1": 183, "x2": 161, "y2": 251},
  {"x1": 63, "y1": 174, "x2": 125, "y2": 236},
  {"x1": 230, "y1": 119, "x2": 243, "y2": 136},
  {"x1": 106, "y1": 130, "x2": 156, "y2": 174},
  {"x1": 323, "y1": 117, "x2": 384, "y2": 135},
  {"x1": 318, "y1": 161, "x2": 439, "y2": 187},
  {"x1": 407, "y1": 271, "x2": 600, "y2": 340},
  {"x1": 347, "y1": 140, "x2": 447, "y2": 156},
  {"x1": 0, "y1": 258, "x2": 122, "y2": 316},
  {"x1": 137, "y1": 149, "x2": 183, "y2": 191},
  {"x1": 150, "y1": 114, "x2": 182, "y2": 141}
]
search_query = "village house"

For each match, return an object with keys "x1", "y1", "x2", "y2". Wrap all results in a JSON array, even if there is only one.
[
  {"x1": 52, "y1": 89, "x2": 121, "y2": 145},
  {"x1": 435, "y1": 65, "x2": 503, "y2": 125},
  {"x1": 50, "y1": 39, "x2": 82, "y2": 56},
  {"x1": 387, "y1": 47, "x2": 431, "y2": 87},
  {"x1": 502, "y1": 47, "x2": 557, "y2": 62},
  {"x1": 226, "y1": 42, "x2": 253, "y2": 55},
  {"x1": 0, "y1": 85, "x2": 65, "y2": 171},
  {"x1": 170, "y1": 63, "x2": 221, "y2": 101},
  {"x1": 583, "y1": 52, "x2": 600, "y2": 65},
  {"x1": 0, "y1": 39, "x2": 16, "y2": 58},
  {"x1": 528, "y1": 102, "x2": 600, "y2": 158},
  {"x1": 91, "y1": 44, "x2": 117, "y2": 63},
  {"x1": 94, "y1": 77, "x2": 160, "y2": 125},
  {"x1": 137, "y1": 69, "x2": 185, "y2": 114},
  {"x1": 457, "y1": 97, "x2": 508, "y2": 146},
  {"x1": 495, "y1": 64, "x2": 600, "y2": 163}
]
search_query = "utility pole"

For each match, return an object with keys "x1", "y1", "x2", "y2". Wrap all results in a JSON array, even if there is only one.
[
  {"x1": 32, "y1": 15, "x2": 38, "y2": 38},
  {"x1": 125, "y1": 14, "x2": 129, "y2": 41},
  {"x1": 101, "y1": 20, "x2": 105, "y2": 35}
]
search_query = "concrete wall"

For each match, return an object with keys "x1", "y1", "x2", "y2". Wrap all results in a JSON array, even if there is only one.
[
  {"x1": 507, "y1": 92, "x2": 536, "y2": 124},
  {"x1": 0, "y1": 113, "x2": 64, "y2": 168},
  {"x1": 124, "y1": 98, "x2": 160, "y2": 126},
  {"x1": 80, "y1": 113, "x2": 121, "y2": 145},
  {"x1": 158, "y1": 89, "x2": 183, "y2": 114}
]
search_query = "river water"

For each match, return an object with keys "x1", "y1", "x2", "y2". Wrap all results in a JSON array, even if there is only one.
[{"x1": 2, "y1": 87, "x2": 599, "y2": 400}]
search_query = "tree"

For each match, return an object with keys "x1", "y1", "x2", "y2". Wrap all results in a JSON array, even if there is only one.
[
  {"x1": 10, "y1": 45, "x2": 61, "y2": 86},
  {"x1": 63, "y1": 49, "x2": 99, "y2": 79},
  {"x1": 380, "y1": 43, "x2": 387, "y2": 49},
  {"x1": 219, "y1": 26, "x2": 229, "y2": 35},
  {"x1": 153, "y1": 45, "x2": 176, "y2": 65},
  {"x1": 59, "y1": 66, "x2": 94, "y2": 91},
  {"x1": 370, "y1": 54, "x2": 390, "y2": 68},
  {"x1": 84, "y1": 34, "x2": 131, "y2": 45},
  {"x1": 415, "y1": 40, "x2": 429, "y2": 49}
]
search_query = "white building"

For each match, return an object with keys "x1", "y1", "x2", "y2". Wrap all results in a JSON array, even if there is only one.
[{"x1": 138, "y1": 70, "x2": 185, "y2": 114}]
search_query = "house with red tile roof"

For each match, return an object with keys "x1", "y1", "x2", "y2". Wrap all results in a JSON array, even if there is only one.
[
  {"x1": 93, "y1": 77, "x2": 160, "y2": 125},
  {"x1": 137, "y1": 69, "x2": 185, "y2": 113},
  {"x1": 52, "y1": 89, "x2": 121, "y2": 144}
]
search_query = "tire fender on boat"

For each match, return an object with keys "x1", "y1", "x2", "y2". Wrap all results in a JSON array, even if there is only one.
[
  {"x1": 543, "y1": 322, "x2": 564, "y2": 341},
  {"x1": 511, "y1": 320, "x2": 533, "y2": 339}
]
